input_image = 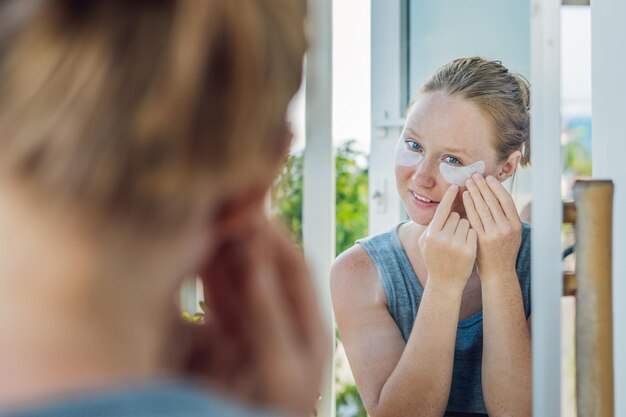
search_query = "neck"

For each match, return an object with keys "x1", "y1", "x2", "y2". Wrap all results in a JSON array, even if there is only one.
[
  {"x1": 0, "y1": 183, "x2": 183, "y2": 410},
  {"x1": 0, "y1": 265, "x2": 181, "y2": 411},
  {"x1": 404, "y1": 220, "x2": 428, "y2": 236}
]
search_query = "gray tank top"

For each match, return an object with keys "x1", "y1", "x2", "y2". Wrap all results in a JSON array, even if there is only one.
[{"x1": 357, "y1": 222, "x2": 531, "y2": 416}]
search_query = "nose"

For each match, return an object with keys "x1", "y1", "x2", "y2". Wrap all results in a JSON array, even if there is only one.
[{"x1": 410, "y1": 158, "x2": 437, "y2": 188}]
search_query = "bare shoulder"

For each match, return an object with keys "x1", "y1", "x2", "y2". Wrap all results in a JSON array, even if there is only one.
[
  {"x1": 330, "y1": 243, "x2": 405, "y2": 412},
  {"x1": 331, "y1": 243, "x2": 376, "y2": 280},
  {"x1": 330, "y1": 243, "x2": 386, "y2": 311}
]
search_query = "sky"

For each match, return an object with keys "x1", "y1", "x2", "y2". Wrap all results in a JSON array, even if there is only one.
[{"x1": 289, "y1": 4, "x2": 591, "y2": 154}]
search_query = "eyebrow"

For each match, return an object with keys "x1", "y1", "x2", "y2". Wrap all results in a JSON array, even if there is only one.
[{"x1": 402, "y1": 128, "x2": 472, "y2": 158}]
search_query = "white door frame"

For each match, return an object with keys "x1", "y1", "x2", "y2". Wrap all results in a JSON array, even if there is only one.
[
  {"x1": 530, "y1": 0, "x2": 563, "y2": 415},
  {"x1": 304, "y1": 0, "x2": 336, "y2": 416},
  {"x1": 369, "y1": 0, "x2": 409, "y2": 234},
  {"x1": 592, "y1": 0, "x2": 626, "y2": 415}
]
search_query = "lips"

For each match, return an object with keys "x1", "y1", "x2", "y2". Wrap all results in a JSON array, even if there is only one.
[{"x1": 410, "y1": 190, "x2": 439, "y2": 204}]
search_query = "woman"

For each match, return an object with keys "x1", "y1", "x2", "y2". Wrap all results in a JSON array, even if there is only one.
[
  {"x1": 331, "y1": 57, "x2": 531, "y2": 417},
  {"x1": 0, "y1": 1, "x2": 327, "y2": 417}
]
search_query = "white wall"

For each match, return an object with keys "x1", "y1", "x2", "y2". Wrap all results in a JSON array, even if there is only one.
[
  {"x1": 408, "y1": 0, "x2": 530, "y2": 89},
  {"x1": 592, "y1": 0, "x2": 626, "y2": 414}
]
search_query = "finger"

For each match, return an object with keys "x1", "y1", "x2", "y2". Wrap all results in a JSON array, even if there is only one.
[
  {"x1": 486, "y1": 175, "x2": 521, "y2": 222},
  {"x1": 465, "y1": 177, "x2": 497, "y2": 231},
  {"x1": 462, "y1": 190, "x2": 484, "y2": 234},
  {"x1": 471, "y1": 174, "x2": 508, "y2": 225},
  {"x1": 200, "y1": 240, "x2": 249, "y2": 338},
  {"x1": 198, "y1": 241, "x2": 255, "y2": 375},
  {"x1": 235, "y1": 226, "x2": 298, "y2": 351},
  {"x1": 268, "y1": 228, "x2": 329, "y2": 410},
  {"x1": 430, "y1": 185, "x2": 459, "y2": 232},
  {"x1": 453, "y1": 218, "x2": 470, "y2": 244},
  {"x1": 467, "y1": 228, "x2": 478, "y2": 253},
  {"x1": 269, "y1": 223, "x2": 329, "y2": 360},
  {"x1": 248, "y1": 268, "x2": 298, "y2": 351},
  {"x1": 185, "y1": 320, "x2": 248, "y2": 383},
  {"x1": 441, "y1": 211, "x2": 461, "y2": 236}
]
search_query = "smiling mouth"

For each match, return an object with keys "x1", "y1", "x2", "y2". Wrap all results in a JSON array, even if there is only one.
[{"x1": 411, "y1": 191, "x2": 439, "y2": 204}]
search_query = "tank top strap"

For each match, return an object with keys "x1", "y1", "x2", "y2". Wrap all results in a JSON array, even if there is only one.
[{"x1": 357, "y1": 222, "x2": 423, "y2": 341}]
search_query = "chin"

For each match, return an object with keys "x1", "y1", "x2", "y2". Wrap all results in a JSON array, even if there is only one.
[
  {"x1": 404, "y1": 207, "x2": 434, "y2": 226},
  {"x1": 411, "y1": 218, "x2": 431, "y2": 226}
]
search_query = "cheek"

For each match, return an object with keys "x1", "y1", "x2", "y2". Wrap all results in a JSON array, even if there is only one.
[
  {"x1": 395, "y1": 165, "x2": 414, "y2": 184},
  {"x1": 433, "y1": 170, "x2": 459, "y2": 199},
  {"x1": 395, "y1": 163, "x2": 411, "y2": 175},
  {"x1": 482, "y1": 159, "x2": 502, "y2": 179}
]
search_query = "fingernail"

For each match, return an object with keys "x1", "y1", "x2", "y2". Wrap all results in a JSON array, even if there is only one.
[
  {"x1": 472, "y1": 173, "x2": 482, "y2": 180},
  {"x1": 463, "y1": 191, "x2": 470, "y2": 198},
  {"x1": 487, "y1": 175, "x2": 496, "y2": 182},
  {"x1": 466, "y1": 179, "x2": 472, "y2": 187}
]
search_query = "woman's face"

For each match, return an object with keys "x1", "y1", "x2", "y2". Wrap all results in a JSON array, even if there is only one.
[{"x1": 396, "y1": 91, "x2": 502, "y2": 226}]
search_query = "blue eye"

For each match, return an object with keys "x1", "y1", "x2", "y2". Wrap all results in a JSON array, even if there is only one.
[
  {"x1": 444, "y1": 156, "x2": 462, "y2": 165},
  {"x1": 405, "y1": 140, "x2": 422, "y2": 152}
]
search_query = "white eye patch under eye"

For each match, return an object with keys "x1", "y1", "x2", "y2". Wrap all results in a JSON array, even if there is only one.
[
  {"x1": 439, "y1": 160, "x2": 486, "y2": 187},
  {"x1": 395, "y1": 138, "x2": 424, "y2": 167}
]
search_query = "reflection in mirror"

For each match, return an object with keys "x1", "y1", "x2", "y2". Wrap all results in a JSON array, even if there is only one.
[
  {"x1": 332, "y1": 56, "x2": 532, "y2": 417},
  {"x1": 326, "y1": 2, "x2": 594, "y2": 417},
  {"x1": 331, "y1": 2, "x2": 539, "y2": 417}
]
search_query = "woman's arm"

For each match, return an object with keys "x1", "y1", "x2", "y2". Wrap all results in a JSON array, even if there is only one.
[
  {"x1": 332, "y1": 186, "x2": 477, "y2": 417},
  {"x1": 480, "y1": 271, "x2": 532, "y2": 417},
  {"x1": 463, "y1": 174, "x2": 532, "y2": 417},
  {"x1": 331, "y1": 246, "x2": 463, "y2": 417}
]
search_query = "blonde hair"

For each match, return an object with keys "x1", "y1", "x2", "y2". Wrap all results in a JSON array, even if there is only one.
[
  {"x1": 0, "y1": 0, "x2": 306, "y2": 234},
  {"x1": 415, "y1": 57, "x2": 531, "y2": 167}
]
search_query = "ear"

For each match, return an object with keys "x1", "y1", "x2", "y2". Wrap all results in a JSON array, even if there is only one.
[{"x1": 497, "y1": 150, "x2": 522, "y2": 181}]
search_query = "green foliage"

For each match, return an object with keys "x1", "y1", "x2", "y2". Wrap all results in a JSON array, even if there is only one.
[
  {"x1": 182, "y1": 311, "x2": 204, "y2": 323},
  {"x1": 335, "y1": 140, "x2": 369, "y2": 255},
  {"x1": 335, "y1": 383, "x2": 367, "y2": 417},
  {"x1": 271, "y1": 151, "x2": 304, "y2": 245},
  {"x1": 182, "y1": 301, "x2": 209, "y2": 323},
  {"x1": 563, "y1": 139, "x2": 592, "y2": 176},
  {"x1": 271, "y1": 139, "x2": 369, "y2": 255}
]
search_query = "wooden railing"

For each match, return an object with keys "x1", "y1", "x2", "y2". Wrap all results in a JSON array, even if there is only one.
[{"x1": 562, "y1": 179, "x2": 615, "y2": 417}]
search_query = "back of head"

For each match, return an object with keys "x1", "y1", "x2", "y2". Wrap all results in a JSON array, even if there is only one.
[
  {"x1": 416, "y1": 57, "x2": 531, "y2": 167},
  {"x1": 0, "y1": 0, "x2": 307, "y2": 236}
]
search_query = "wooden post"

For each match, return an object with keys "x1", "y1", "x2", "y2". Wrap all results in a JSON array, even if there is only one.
[{"x1": 573, "y1": 179, "x2": 614, "y2": 417}]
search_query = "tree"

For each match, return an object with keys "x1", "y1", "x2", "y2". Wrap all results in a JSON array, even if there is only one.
[
  {"x1": 271, "y1": 139, "x2": 368, "y2": 255},
  {"x1": 271, "y1": 151, "x2": 304, "y2": 245},
  {"x1": 335, "y1": 140, "x2": 369, "y2": 255}
]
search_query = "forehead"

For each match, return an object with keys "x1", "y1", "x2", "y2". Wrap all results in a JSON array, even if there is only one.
[{"x1": 403, "y1": 91, "x2": 497, "y2": 159}]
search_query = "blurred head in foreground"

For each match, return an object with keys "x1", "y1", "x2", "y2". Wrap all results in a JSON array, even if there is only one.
[{"x1": 0, "y1": 0, "x2": 313, "y2": 412}]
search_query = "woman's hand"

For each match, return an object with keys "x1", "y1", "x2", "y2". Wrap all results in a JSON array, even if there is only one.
[
  {"x1": 419, "y1": 185, "x2": 478, "y2": 292},
  {"x1": 463, "y1": 173, "x2": 522, "y2": 281},
  {"x1": 180, "y1": 220, "x2": 329, "y2": 417}
]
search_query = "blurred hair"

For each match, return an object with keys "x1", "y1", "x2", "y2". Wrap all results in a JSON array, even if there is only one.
[
  {"x1": 413, "y1": 57, "x2": 531, "y2": 167},
  {"x1": 0, "y1": 0, "x2": 307, "y2": 234}
]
